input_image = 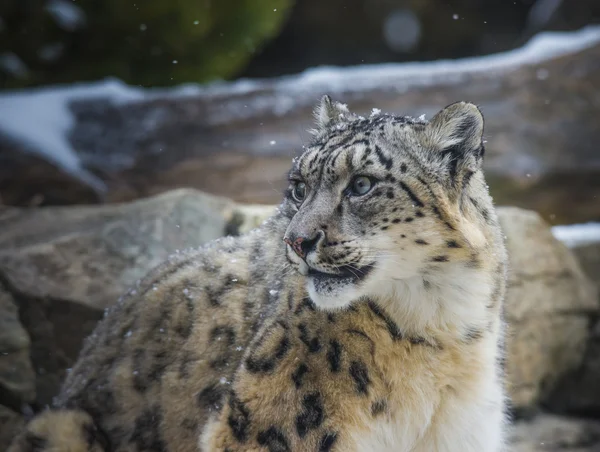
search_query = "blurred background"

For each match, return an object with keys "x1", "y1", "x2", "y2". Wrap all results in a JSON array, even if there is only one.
[
  {"x1": 1, "y1": 0, "x2": 599, "y2": 89},
  {"x1": 1, "y1": 0, "x2": 599, "y2": 223}
]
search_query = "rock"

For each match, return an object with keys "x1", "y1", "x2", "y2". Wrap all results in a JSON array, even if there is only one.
[
  {"x1": 0, "y1": 189, "x2": 274, "y2": 405},
  {"x1": 568, "y1": 234, "x2": 600, "y2": 296},
  {"x1": 0, "y1": 189, "x2": 271, "y2": 310},
  {"x1": 0, "y1": 146, "x2": 102, "y2": 207},
  {"x1": 542, "y1": 225, "x2": 600, "y2": 416},
  {"x1": 498, "y1": 208, "x2": 598, "y2": 413},
  {"x1": 0, "y1": 405, "x2": 24, "y2": 452},
  {"x1": 546, "y1": 320, "x2": 600, "y2": 417},
  {"x1": 511, "y1": 413, "x2": 600, "y2": 451},
  {"x1": 0, "y1": 281, "x2": 35, "y2": 408},
  {"x1": 1, "y1": 27, "x2": 600, "y2": 224}
]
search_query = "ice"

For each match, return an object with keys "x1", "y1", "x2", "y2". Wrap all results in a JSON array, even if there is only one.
[{"x1": 552, "y1": 222, "x2": 600, "y2": 248}]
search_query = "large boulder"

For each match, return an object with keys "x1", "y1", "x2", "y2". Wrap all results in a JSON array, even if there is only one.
[
  {"x1": 0, "y1": 189, "x2": 274, "y2": 409},
  {"x1": 0, "y1": 189, "x2": 272, "y2": 311},
  {"x1": 498, "y1": 209, "x2": 599, "y2": 413},
  {"x1": 1, "y1": 26, "x2": 600, "y2": 225},
  {"x1": 544, "y1": 224, "x2": 600, "y2": 417}
]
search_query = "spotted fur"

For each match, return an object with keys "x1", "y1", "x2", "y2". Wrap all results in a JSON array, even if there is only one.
[{"x1": 9, "y1": 97, "x2": 508, "y2": 452}]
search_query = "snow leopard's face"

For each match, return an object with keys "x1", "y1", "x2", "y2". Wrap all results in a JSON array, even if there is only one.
[{"x1": 282, "y1": 96, "x2": 492, "y2": 310}]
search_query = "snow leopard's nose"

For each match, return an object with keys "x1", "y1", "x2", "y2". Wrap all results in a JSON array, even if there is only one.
[{"x1": 284, "y1": 230, "x2": 325, "y2": 259}]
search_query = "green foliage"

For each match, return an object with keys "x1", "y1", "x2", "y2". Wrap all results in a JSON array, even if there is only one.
[{"x1": 0, "y1": 0, "x2": 293, "y2": 89}]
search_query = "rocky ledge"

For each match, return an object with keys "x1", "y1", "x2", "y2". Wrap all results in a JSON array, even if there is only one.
[{"x1": 0, "y1": 189, "x2": 599, "y2": 450}]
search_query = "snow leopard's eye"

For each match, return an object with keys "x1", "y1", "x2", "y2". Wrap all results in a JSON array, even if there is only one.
[
  {"x1": 349, "y1": 176, "x2": 373, "y2": 196},
  {"x1": 292, "y1": 182, "x2": 307, "y2": 202}
]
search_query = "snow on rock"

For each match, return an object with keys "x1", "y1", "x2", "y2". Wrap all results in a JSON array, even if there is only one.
[
  {"x1": 0, "y1": 78, "x2": 205, "y2": 192},
  {"x1": 552, "y1": 223, "x2": 600, "y2": 248},
  {"x1": 194, "y1": 25, "x2": 600, "y2": 101},
  {"x1": 0, "y1": 79, "x2": 146, "y2": 192},
  {"x1": 256, "y1": 24, "x2": 600, "y2": 96},
  {"x1": 0, "y1": 26, "x2": 599, "y2": 193}
]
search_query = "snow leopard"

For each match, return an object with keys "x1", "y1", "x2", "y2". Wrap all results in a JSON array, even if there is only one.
[{"x1": 9, "y1": 96, "x2": 508, "y2": 452}]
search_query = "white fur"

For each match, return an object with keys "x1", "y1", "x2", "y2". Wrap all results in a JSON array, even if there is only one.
[
  {"x1": 350, "y1": 364, "x2": 506, "y2": 452},
  {"x1": 307, "y1": 247, "x2": 506, "y2": 451}
]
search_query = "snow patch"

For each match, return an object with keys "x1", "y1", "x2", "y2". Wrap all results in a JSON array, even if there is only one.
[
  {"x1": 552, "y1": 222, "x2": 600, "y2": 248},
  {"x1": 0, "y1": 79, "x2": 145, "y2": 192},
  {"x1": 274, "y1": 25, "x2": 600, "y2": 95}
]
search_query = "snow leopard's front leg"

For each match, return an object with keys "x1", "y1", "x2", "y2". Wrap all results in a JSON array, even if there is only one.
[{"x1": 414, "y1": 378, "x2": 507, "y2": 452}]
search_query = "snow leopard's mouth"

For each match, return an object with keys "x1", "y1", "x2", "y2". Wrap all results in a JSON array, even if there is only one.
[{"x1": 307, "y1": 263, "x2": 375, "y2": 284}]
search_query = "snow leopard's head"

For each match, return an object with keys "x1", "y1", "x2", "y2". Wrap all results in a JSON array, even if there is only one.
[{"x1": 281, "y1": 96, "x2": 503, "y2": 311}]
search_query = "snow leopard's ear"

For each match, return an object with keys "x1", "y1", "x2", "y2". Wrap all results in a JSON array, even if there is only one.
[
  {"x1": 424, "y1": 102, "x2": 485, "y2": 183},
  {"x1": 311, "y1": 95, "x2": 351, "y2": 134},
  {"x1": 427, "y1": 102, "x2": 484, "y2": 159},
  {"x1": 426, "y1": 101, "x2": 485, "y2": 161}
]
